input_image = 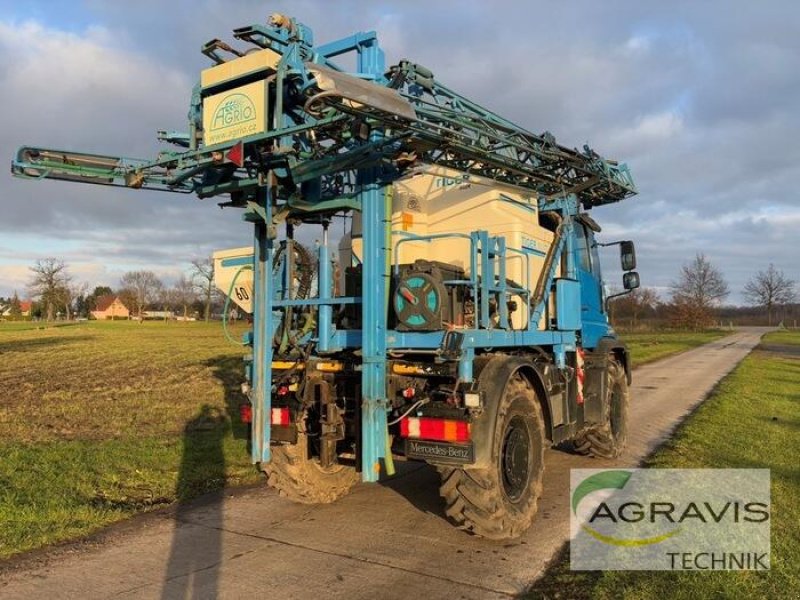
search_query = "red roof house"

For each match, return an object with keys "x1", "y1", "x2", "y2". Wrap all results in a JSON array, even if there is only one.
[{"x1": 91, "y1": 295, "x2": 130, "y2": 320}]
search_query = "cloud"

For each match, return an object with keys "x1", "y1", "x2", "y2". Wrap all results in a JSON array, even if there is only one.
[
  {"x1": 0, "y1": 17, "x2": 250, "y2": 297},
  {"x1": 0, "y1": 264, "x2": 30, "y2": 296},
  {"x1": 0, "y1": 20, "x2": 189, "y2": 154}
]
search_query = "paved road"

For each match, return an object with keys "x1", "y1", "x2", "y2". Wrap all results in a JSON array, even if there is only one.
[{"x1": 0, "y1": 328, "x2": 769, "y2": 600}]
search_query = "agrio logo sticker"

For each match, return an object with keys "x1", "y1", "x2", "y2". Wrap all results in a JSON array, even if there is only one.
[
  {"x1": 203, "y1": 81, "x2": 265, "y2": 146},
  {"x1": 211, "y1": 94, "x2": 256, "y2": 131}
]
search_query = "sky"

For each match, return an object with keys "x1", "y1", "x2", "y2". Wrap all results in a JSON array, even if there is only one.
[{"x1": 0, "y1": 0, "x2": 798, "y2": 304}]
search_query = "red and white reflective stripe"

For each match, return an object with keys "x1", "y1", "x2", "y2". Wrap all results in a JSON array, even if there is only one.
[
  {"x1": 271, "y1": 407, "x2": 291, "y2": 426},
  {"x1": 576, "y1": 348, "x2": 585, "y2": 405},
  {"x1": 401, "y1": 416, "x2": 421, "y2": 438},
  {"x1": 399, "y1": 417, "x2": 470, "y2": 442}
]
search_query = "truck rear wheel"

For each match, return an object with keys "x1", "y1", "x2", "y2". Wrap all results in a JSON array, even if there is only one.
[
  {"x1": 574, "y1": 358, "x2": 628, "y2": 458},
  {"x1": 438, "y1": 374, "x2": 545, "y2": 539},
  {"x1": 262, "y1": 434, "x2": 359, "y2": 504}
]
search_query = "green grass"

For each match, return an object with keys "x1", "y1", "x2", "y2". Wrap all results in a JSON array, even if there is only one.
[
  {"x1": 525, "y1": 330, "x2": 800, "y2": 599},
  {"x1": 0, "y1": 321, "x2": 259, "y2": 560},
  {"x1": 623, "y1": 330, "x2": 731, "y2": 367},
  {"x1": 0, "y1": 321, "x2": 80, "y2": 332}
]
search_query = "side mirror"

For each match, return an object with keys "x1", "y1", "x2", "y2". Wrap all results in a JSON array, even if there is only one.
[
  {"x1": 620, "y1": 240, "x2": 636, "y2": 271},
  {"x1": 623, "y1": 271, "x2": 640, "y2": 291}
]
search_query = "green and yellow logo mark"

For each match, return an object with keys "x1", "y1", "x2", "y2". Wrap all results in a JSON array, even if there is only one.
[
  {"x1": 572, "y1": 470, "x2": 681, "y2": 547},
  {"x1": 211, "y1": 94, "x2": 256, "y2": 131}
]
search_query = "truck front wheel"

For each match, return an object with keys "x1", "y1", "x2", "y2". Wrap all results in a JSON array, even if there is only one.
[
  {"x1": 438, "y1": 374, "x2": 545, "y2": 539},
  {"x1": 574, "y1": 357, "x2": 628, "y2": 458},
  {"x1": 262, "y1": 434, "x2": 359, "y2": 504}
]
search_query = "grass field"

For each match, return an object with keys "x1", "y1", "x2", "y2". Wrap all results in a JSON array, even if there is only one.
[
  {"x1": 525, "y1": 330, "x2": 800, "y2": 599},
  {"x1": 623, "y1": 330, "x2": 730, "y2": 367},
  {"x1": 0, "y1": 321, "x2": 78, "y2": 332},
  {"x1": 0, "y1": 323, "x2": 732, "y2": 561},
  {"x1": 0, "y1": 320, "x2": 259, "y2": 560}
]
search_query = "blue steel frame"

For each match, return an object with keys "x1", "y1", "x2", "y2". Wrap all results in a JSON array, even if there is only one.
[
  {"x1": 251, "y1": 186, "x2": 274, "y2": 463},
  {"x1": 247, "y1": 30, "x2": 396, "y2": 480},
  {"x1": 247, "y1": 137, "x2": 591, "y2": 479},
  {"x1": 10, "y1": 16, "x2": 628, "y2": 484},
  {"x1": 95, "y1": 28, "x2": 591, "y2": 482},
  {"x1": 254, "y1": 184, "x2": 588, "y2": 481},
  {"x1": 355, "y1": 34, "x2": 389, "y2": 482}
]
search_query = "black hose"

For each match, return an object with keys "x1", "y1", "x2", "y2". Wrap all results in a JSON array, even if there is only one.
[{"x1": 530, "y1": 212, "x2": 564, "y2": 310}]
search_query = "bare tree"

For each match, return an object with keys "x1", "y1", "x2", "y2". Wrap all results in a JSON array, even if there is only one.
[
  {"x1": 156, "y1": 286, "x2": 178, "y2": 321},
  {"x1": 62, "y1": 281, "x2": 89, "y2": 321},
  {"x1": 8, "y1": 291, "x2": 23, "y2": 320},
  {"x1": 191, "y1": 258, "x2": 215, "y2": 322},
  {"x1": 173, "y1": 275, "x2": 197, "y2": 321},
  {"x1": 743, "y1": 264, "x2": 796, "y2": 326},
  {"x1": 670, "y1": 253, "x2": 729, "y2": 330},
  {"x1": 27, "y1": 258, "x2": 71, "y2": 321},
  {"x1": 610, "y1": 287, "x2": 659, "y2": 329},
  {"x1": 117, "y1": 288, "x2": 137, "y2": 319},
  {"x1": 119, "y1": 270, "x2": 163, "y2": 318}
]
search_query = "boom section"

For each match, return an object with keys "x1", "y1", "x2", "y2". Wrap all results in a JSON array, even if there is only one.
[{"x1": 11, "y1": 17, "x2": 636, "y2": 210}]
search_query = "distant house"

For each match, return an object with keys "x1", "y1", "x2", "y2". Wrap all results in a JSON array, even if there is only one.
[
  {"x1": 1, "y1": 300, "x2": 32, "y2": 318},
  {"x1": 91, "y1": 295, "x2": 129, "y2": 320}
]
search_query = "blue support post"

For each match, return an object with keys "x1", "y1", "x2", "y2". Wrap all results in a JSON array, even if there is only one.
[
  {"x1": 478, "y1": 231, "x2": 492, "y2": 329},
  {"x1": 360, "y1": 176, "x2": 388, "y2": 481},
  {"x1": 553, "y1": 344, "x2": 568, "y2": 370},
  {"x1": 358, "y1": 38, "x2": 388, "y2": 483},
  {"x1": 251, "y1": 186, "x2": 274, "y2": 464},
  {"x1": 317, "y1": 243, "x2": 332, "y2": 353},
  {"x1": 317, "y1": 32, "x2": 378, "y2": 61},
  {"x1": 251, "y1": 222, "x2": 265, "y2": 463},
  {"x1": 496, "y1": 236, "x2": 510, "y2": 329},
  {"x1": 470, "y1": 231, "x2": 480, "y2": 327},
  {"x1": 458, "y1": 348, "x2": 475, "y2": 382}
]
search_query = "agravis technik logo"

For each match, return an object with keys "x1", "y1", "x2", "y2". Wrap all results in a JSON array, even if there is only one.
[{"x1": 570, "y1": 469, "x2": 771, "y2": 571}]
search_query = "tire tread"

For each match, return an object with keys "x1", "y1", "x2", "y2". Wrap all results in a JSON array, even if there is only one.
[{"x1": 437, "y1": 375, "x2": 545, "y2": 540}]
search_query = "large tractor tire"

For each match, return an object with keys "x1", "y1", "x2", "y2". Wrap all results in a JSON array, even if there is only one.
[
  {"x1": 438, "y1": 374, "x2": 546, "y2": 540},
  {"x1": 262, "y1": 434, "x2": 359, "y2": 504},
  {"x1": 574, "y1": 358, "x2": 629, "y2": 459}
]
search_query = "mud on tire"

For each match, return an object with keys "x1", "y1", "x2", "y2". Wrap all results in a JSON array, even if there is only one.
[
  {"x1": 573, "y1": 358, "x2": 628, "y2": 459},
  {"x1": 437, "y1": 375, "x2": 546, "y2": 540},
  {"x1": 262, "y1": 434, "x2": 359, "y2": 504}
]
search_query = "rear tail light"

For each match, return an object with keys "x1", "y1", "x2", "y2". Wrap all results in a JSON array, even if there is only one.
[
  {"x1": 239, "y1": 405, "x2": 291, "y2": 426},
  {"x1": 399, "y1": 417, "x2": 470, "y2": 442},
  {"x1": 271, "y1": 407, "x2": 291, "y2": 426}
]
